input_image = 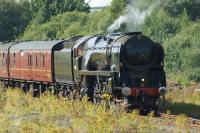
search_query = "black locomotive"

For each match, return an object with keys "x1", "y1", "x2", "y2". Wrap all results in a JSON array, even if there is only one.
[
  {"x1": 73, "y1": 32, "x2": 166, "y2": 111},
  {"x1": 0, "y1": 32, "x2": 166, "y2": 112}
]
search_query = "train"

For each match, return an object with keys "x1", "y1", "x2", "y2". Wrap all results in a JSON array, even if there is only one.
[{"x1": 0, "y1": 32, "x2": 167, "y2": 112}]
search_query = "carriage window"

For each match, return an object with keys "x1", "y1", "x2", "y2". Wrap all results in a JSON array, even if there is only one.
[
  {"x1": 13, "y1": 53, "x2": 16, "y2": 67},
  {"x1": 38, "y1": 54, "x2": 40, "y2": 67},
  {"x1": 28, "y1": 55, "x2": 33, "y2": 66},
  {"x1": 2, "y1": 53, "x2": 5, "y2": 66},
  {"x1": 2, "y1": 53, "x2": 3, "y2": 66},
  {"x1": 43, "y1": 54, "x2": 45, "y2": 67},
  {"x1": 35, "y1": 54, "x2": 38, "y2": 67},
  {"x1": 40, "y1": 53, "x2": 43, "y2": 68}
]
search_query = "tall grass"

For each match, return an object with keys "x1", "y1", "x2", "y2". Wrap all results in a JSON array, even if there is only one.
[
  {"x1": 0, "y1": 88, "x2": 199, "y2": 132},
  {"x1": 161, "y1": 83, "x2": 200, "y2": 118}
]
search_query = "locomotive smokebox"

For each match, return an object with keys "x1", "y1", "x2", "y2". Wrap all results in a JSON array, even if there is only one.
[{"x1": 121, "y1": 34, "x2": 156, "y2": 66}]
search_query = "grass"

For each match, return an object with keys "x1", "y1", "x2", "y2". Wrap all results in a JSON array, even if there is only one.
[
  {"x1": 162, "y1": 83, "x2": 200, "y2": 118},
  {"x1": 0, "y1": 88, "x2": 199, "y2": 132}
]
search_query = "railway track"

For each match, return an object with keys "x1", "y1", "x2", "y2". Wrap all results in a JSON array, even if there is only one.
[
  {"x1": 156, "y1": 113, "x2": 200, "y2": 129},
  {"x1": 114, "y1": 99, "x2": 200, "y2": 129}
]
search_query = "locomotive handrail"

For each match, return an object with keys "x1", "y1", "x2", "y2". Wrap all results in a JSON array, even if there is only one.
[
  {"x1": 78, "y1": 70, "x2": 112, "y2": 76},
  {"x1": 83, "y1": 46, "x2": 119, "y2": 51}
]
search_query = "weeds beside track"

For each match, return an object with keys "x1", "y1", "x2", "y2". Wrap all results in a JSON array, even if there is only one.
[{"x1": 0, "y1": 87, "x2": 200, "y2": 132}]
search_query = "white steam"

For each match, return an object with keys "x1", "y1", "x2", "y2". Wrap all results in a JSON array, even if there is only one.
[{"x1": 107, "y1": 0, "x2": 156, "y2": 32}]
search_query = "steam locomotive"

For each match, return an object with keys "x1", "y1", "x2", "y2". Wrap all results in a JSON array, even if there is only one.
[{"x1": 0, "y1": 32, "x2": 166, "y2": 112}]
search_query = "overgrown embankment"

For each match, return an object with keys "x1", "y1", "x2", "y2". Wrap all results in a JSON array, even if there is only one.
[{"x1": 0, "y1": 88, "x2": 200, "y2": 132}]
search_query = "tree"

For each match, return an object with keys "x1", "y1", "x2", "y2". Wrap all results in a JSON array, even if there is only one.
[
  {"x1": 30, "y1": 0, "x2": 90, "y2": 23},
  {"x1": 164, "y1": 21, "x2": 200, "y2": 82},
  {"x1": 160, "y1": 0, "x2": 200, "y2": 20},
  {"x1": 109, "y1": 0, "x2": 126, "y2": 19},
  {"x1": 0, "y1": 0, "x2": 31, "y2": 41}
]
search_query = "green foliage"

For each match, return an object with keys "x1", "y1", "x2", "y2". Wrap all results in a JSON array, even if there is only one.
[
  {"x1": 109, "y1": 0, "x2": 126, "y2": 18},
  {"x1": 160, "y1": 0, "x2": 200, "y2": 20},
  {"x1": 20, "y1": 6, "x2": 122, "y2": 40},
  {"x1": 144, "y1": 9, "x2": 179, "y2": 43},
  {"x1": 142, "y1": 1, "x2": 200, "y2": 83},
  {"x1": 30, "y1": 0, "x2": 90, "y2": 23},
  {"x1": 0, "y1": 0, "x2": 90, "y2": 41},
  {"x1": 20, "y1": 12, "x2": 88, "y2": 40},
  {"x1": 164, "y1": 21, "x2": 200, "y2": 82},
  {"x1": 0, "y1": 0, "x2": 31, "y2": 41}
]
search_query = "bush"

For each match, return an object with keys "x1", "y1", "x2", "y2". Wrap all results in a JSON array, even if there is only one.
[
  {"x1": 20, "y1": 12, "x2": 90, "y2": 40},
  {"x1": 164, "y1": 21, "x2": 200, "y2": 82}
]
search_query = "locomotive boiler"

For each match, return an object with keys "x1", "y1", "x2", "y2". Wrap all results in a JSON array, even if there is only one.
[{"x1": 0, "y1": 32, "x2": 166, "y2": 112}]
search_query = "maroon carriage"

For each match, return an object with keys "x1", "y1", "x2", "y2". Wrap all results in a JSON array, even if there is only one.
[{"x1": 9, "y1": 41, "x2": 64, "y2": 83}]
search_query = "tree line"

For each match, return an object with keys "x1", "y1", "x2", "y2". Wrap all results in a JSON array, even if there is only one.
[{"x1": 0, "y1": 0, "x2": 90, "y2": 41}]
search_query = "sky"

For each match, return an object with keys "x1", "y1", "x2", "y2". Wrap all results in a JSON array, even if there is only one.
[{"x1": 85, "y1": 0, "x2": 112, "y2": 7}]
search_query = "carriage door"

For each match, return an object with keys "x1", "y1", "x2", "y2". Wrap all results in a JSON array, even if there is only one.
[{"x1": 28, "y1": 53, "x2": 33, "y2": 80}]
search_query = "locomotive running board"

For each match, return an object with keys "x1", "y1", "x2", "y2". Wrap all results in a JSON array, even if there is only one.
[{"x1": 78, "y1": 70, "x2": 112, "y2": 76}]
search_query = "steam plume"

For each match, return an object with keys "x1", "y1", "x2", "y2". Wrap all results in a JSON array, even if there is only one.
[{"x1": 107, "y1": 0, "x2": 156, "y2": 32}]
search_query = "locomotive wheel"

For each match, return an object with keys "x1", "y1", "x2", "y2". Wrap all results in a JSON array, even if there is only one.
[
  {"x1": 55, "y1": 83, "x2": 60, "y2": 96},
  {"x1": 85, "y1": 75, "x2": 107, "y2": 104},
  {"x1": 61, "y1": 86, "x2": 69, "y2": 97}
]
